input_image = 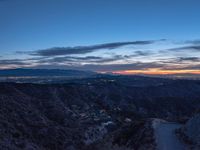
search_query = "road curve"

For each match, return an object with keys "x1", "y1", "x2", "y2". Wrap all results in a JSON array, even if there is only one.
[{"x1": 153, "y1": 119, "x2": 187, "y2": 150}]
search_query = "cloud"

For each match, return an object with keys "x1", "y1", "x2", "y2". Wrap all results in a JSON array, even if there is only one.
[
  {"x1": 155, "y1": 57, "x2": 200, "y2": 67},
  {"x1": 158, "y1": 39, "x2": 200, "y2": 54},
  {"x1": 161, "y1": 64, "x2": 200, "y2": 71},
  {"x1": 43, "y1": 56, "x2": 102, "y2": 62},
  {"x1": 1, "y1": 56, "x2": 199, "y2": 73},
  {"x1": 178, "y1": 57, "x2": 200, "y2": 62},
  {"x1": 26, "y1": 40, "x2": 155, "y2": 56},
  {"x1": 36, "y1": 51, "x2": 154, "y2": 64},
  {"x1": 0, "y1": 52, "x2": 154, "y2": 70},
  {"x1": 37, "y1": 55, "x2": 127, "y2": 64},
  {"x1": 166, "y1": 45, "x2": 200, "y2": 52},
  {"x1": 184, "y1": 40, "x2": 200, "y2": 45},
  {"x1": 28, "y1": 62, "x2": 164, "y2": 72},
  {"x1": 182, "y1": 64, "x2": 200, "y2": 70},
  {"x1": 0, "y1": 59, "x2": 33, "y2": 69},
  {"x1": 133, "y1": 50, "x2": 153, "y2": 56},
  {"x1": 2, "y1": 39, "x2": 200, "y2": 73},
  {"x1": 0, "y1": 59, "x2": 28, "y2": 65}
]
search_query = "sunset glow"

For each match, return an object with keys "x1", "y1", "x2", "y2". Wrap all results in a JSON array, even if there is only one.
[{"x1": 113, "y1": 69, "x2": 200, "y2": 75}]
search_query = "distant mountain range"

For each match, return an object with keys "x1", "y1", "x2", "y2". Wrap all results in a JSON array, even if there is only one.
[{"x1": 0, "y1": 68, "x2": 96, "y2": 77}]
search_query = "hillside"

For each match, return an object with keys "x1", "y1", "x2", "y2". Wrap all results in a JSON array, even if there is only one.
[{"x1": 0, "y1": 76, "x2": 200, "y2": 149}]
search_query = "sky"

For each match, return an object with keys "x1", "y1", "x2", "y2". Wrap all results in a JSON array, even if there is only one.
[{"x1": 0, "y1": 0, "x2": 200, "y2": 75}]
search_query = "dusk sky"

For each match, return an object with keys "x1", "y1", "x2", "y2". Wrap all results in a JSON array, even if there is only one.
[{"x1": 0, "y1": 0, "x2": 200, "y2": 74}]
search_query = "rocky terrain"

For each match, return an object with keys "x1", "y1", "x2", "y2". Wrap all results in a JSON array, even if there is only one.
[
  {"x1": 0, "y1": 75, "x2": 200, "y2": 149},
  {"x1": 176, "y1": 112, "x2": 200, "y2": 150}
]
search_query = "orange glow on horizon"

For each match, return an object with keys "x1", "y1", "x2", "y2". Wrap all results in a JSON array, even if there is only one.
[{"x1": 111, "y1": 69, "x2": 200, "y2": 75}]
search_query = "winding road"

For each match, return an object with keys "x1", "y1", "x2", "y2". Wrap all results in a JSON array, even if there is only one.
[{"x1": 153, "y1": 119, "x2": 187, "y2": 150}]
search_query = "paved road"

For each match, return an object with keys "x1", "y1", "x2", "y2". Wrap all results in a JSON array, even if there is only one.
[{"x1": 153, "y1": 120, "x2": 187, "y2": 150}]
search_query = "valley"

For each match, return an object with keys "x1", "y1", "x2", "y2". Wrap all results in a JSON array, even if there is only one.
[{"x1": 0, "y1": 75, "x2": 200, "y2": 149}]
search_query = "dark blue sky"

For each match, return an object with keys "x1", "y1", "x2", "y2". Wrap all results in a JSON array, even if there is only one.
[{"x1": 0, "y1": 0, "x2": 200, "y2": 74}]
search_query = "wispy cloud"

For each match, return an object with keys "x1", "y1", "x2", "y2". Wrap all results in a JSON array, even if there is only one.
[
  {"x1": 177, "y1": 57, "x2": 200, "y2": 62},
  {"x1": 1, "y1": 39, "x2": 200, "y2": 74},
  {"x1": 0, "y1": 59, "x2": 33, "y2": 69},
  {"x1": 28, "y1": 62, "x2": 164, "y2": 72},
  {"x1": 37, "y1": 55, "x2": 123, "y2": 64},
  {"x1": 23, "y1": 40, "x2": 155, "y2": 56},
  {"x1": 165, "y1": 45, "x2": 200, "y2": 52},
  {"x1": 0, "y1": 52, "x2": 153, "y2": 69},
  {"x1": 184, "y1": 40, "x2": 200, "y2": 45},
  {"x1": 0, "y1": 59, "x2": 28, "y2": 65}
]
